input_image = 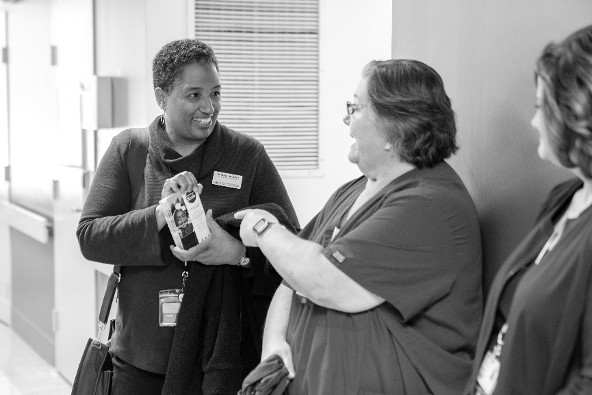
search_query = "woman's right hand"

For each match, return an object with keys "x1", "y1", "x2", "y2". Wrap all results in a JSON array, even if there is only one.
[
  {"x1": 156, "y1": 171, "x2": 202, "y2": 231},
  {"x1": 262, "y1": 339, "x2": 295, "y2": 379},
  {"x1": 161, "y1": 171, "x2": 201, "y2": 199}
]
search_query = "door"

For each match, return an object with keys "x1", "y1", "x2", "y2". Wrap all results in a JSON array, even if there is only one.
[
  {"x1": 0, "y1": 10, "x2": 9, "y2": 325},
  {"x1": 51, "y1": 0, "x2": 97, "y2": 383},
  {"x1": 5, "y1": 0, "x2": 56, "y2": 364}
]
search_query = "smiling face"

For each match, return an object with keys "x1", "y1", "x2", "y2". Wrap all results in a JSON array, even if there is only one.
[
  {"x1": 156, "y1": 61, "x2": 221, "y2": 153},
  {"x1": 345, "y1": 78, "x2": 392, "y2": 178},
  {"x1": 531, "y1": 77, "x2": 561, "y2": 166}
]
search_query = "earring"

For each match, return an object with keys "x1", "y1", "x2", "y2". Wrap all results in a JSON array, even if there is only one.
[
  {"x1": 160, "y1": 110, "x2": 165, "y2": 125},
  {"x1": 384, "y1": 143, "x2": 392, "y2": 151}
]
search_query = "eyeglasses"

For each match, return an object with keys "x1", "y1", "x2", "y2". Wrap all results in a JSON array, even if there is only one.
[{"x1": 346, "y1": 101, "x2": 366, "y2": 116}]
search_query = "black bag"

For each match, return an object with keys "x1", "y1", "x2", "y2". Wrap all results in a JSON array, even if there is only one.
[
  {"x1": 71, "y1": 337, "x2": 113, "y2": 394},
  {"x1": 71, "y1": 269, "x2": 120, "y2": 395}
]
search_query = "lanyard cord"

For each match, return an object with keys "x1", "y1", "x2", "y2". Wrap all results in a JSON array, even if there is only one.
[
  {"x1": 181, "y1": 262, "x2": 188, "y2": 293},
  {"x1": 534, "y1": 215, "x2": 568, "y2": 265}
]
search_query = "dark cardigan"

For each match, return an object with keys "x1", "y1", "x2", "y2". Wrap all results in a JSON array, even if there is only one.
[
  {"x1": 162, "y1": 203, "x2": 300, "y2": 395},
  {"x1": 77, "y1": 117, "x2": 299, "y2": 378}
]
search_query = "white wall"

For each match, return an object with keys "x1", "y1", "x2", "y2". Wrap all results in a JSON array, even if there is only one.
[
  {"x1": 391, "y1": 0, "x2": 592, "y2": 290},
  {"x1": 0, "y1": 10, "x2": 10, "y2": 325},
  {"x1": 95, "y1": 0, "x2": 190, "y2": 157},
  {"x1": 282, "y1": 0, "x2": 392, "y2": 224}
]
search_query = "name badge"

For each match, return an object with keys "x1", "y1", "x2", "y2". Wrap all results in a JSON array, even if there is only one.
[
  {"x1": 476, "y1": 350, "x2": 500, "y2": 395},
  {"x1": 212, "y1": 171, "x2": 242, "y2": 189},
  {"x1": 159, "y1": 289, "x2": 183, "y2": 327}
]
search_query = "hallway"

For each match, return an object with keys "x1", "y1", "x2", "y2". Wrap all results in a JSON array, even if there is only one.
[{"x1": 0, "y1": 323, "x2": 71, "y2": 394}]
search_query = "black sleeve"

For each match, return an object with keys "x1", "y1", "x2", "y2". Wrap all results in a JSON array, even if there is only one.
[{"x1": 76, "y1": 131, "x2": 164, "y2": 266}]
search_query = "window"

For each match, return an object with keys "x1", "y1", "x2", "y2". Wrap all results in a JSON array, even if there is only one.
[{"x1": 194, "y1": 0, "x2": 319, "y2": 171}]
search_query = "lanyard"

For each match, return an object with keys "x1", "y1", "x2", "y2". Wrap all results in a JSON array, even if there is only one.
[
  {"x1": 181, "y1": 262, "x2": 188, "y2": 296},
  {"x1": 534, "y1": 215, "x2": 567, "y2": 265},
  {"x1": 492, "y1": 323, "x2": 509, "y2": 358}
]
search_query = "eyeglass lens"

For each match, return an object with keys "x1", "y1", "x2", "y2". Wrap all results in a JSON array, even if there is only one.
[{"x1": 347, "y1": 101, "x2": 354, "y2": 115}]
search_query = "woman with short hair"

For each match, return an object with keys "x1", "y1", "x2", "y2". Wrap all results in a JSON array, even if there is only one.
[
  {"x1": 77, "y1": 39, "x2": 298, "y2": 394},
  {"x1": 237, "y1": 59, "x2": 483, "y2": 394}
]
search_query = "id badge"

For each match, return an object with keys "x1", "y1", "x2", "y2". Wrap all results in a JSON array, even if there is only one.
[
  {"x1": 159, "y1": 289, "x2": 183, "y2": 327},
  {"x1": 476, "y1": 350, "x2": 500, "y2": 395}
]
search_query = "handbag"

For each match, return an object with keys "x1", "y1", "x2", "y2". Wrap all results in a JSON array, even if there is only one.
[
  {"x1": 71, "y1": 267, "x2": 120, "y2": 395},
  {"x1": 238, "y1": 353, "x2": 290, "y2": 395}
]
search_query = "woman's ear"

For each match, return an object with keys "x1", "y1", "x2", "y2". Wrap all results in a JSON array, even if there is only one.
[{"x1": 155, "y1": 87, "x2": 167, "y2": 110}]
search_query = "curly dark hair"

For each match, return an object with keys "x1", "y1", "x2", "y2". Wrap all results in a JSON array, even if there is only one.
[
  {"x1": 535, "y1": 25, "x2": 592, "y2": 178},
  {"x1": 152, "y1": 39, "x2": 218, "y2": 93},
  {"x1": 362, "y1": 59, "x2": 458, "y2": 168}
]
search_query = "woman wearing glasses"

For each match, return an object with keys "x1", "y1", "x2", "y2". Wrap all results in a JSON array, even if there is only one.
[
  {"x1": 466, "y1": 25, "x2": 592, "y2": 395},
  {"x1": 236, "y1": 59, "x2": 483, "y2": 394}
]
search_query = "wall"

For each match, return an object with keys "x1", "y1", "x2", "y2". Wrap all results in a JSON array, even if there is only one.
[
  {"x1": 11, "y1": 228, "x2": 54, "y2": 364},
  {"x1": 94, "y1": 0, "x2": 190, "y2": 156},
  {"x1": 391, "y1": 0, "x2": 592, "y2": 291},
  {"x1": 0, "y1": 10, "x2": 10, "y2": 325},
  {"x1": 284, "y1": 0, "x2": 392, "y2": 224}
]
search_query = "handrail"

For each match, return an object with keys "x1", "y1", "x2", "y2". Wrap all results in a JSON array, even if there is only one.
[{"x1": 0, "y1": 201, "x2": 52, "y2": 244}]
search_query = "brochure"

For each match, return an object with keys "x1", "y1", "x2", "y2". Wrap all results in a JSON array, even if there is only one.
[{"x1": 159, "y1": 190, "x2": 210, "y2": 250}]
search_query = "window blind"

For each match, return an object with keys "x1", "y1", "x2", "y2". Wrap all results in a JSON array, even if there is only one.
[{"x1": 195, "y1": 0, "x2": 319, "y2": 171}]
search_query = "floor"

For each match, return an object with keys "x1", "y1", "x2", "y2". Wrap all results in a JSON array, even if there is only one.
[{"x1": 0, "y1": 322, "x2": 72, "y2": 395}]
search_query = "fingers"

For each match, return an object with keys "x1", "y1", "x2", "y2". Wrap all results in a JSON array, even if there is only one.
[
  {"x1": 264, "y1": 345, "x2": 295, "y2": 379},
  {"x1": 170, "y1": 237, "x2": 207, "y2": 261},
  {"x1": 234, "y1": 209, "x2": 248, "y2": 219},
  {"x1": 282, "y1": 350, "x2": 295, "y2": 378},
  {"x1": 204, "y1": 209, "x2": 220, "y2": 232},
  {"x1": 162, "y1": 171, "x2": 200, "y2": 197}
]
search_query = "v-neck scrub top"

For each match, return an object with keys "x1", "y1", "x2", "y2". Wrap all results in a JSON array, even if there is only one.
[
  {"x1": 286, "y1": 162, "x2": 483, "y2": 395},
  {"x1": 466, "y1": 178, "x2": 592, "y2": 394}
]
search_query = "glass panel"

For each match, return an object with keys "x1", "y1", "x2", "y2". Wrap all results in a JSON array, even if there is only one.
[{"x1": 7, "y1": 1, "x2": 55, "y2": 217}]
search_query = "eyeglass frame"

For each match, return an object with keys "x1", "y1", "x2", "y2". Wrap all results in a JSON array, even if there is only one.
[{"x1": 346, "y1": 101, "x2": 367, "y2": 116}]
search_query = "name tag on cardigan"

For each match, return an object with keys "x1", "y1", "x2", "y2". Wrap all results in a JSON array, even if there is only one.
[
  {"x1": 212, "y1": 171, "x2": 242, "y2": 189},
  {"x1": 331, "y1": 250, "x2": 345, "y2": 264}
]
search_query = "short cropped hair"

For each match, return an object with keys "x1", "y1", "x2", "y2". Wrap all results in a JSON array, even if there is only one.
[
  {"x1": 362, "y1": 59, "x2": 458, "y2": 168},
  {"x1": 152, "y1": 39, "x2": 218, "y2": 94},
  {"x1": 535, "y1": 25, "x2": 592, "y2": 178}
]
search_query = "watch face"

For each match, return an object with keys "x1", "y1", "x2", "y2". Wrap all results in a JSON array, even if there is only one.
[{"x1": 253, "y1": 218, "x2": 269, "y2": 235}]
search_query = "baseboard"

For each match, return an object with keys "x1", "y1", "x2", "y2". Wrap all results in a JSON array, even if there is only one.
[{"x1": 11, "y1": 306, "x2": 55, "y2": 366}]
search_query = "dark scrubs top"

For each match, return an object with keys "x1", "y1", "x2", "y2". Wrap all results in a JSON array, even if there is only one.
[{"x1": 286, "y1": 162, "x2": 483, "y2": 395}]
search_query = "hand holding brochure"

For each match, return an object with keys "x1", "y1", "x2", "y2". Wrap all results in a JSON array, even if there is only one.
[{"x1": 159, "y1": 190, "x2": 210, "y2": 250}]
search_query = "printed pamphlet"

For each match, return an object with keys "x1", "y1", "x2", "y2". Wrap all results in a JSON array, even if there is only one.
[{"x1": 159, "y1": 190, "x2": 210, "y2": 250}]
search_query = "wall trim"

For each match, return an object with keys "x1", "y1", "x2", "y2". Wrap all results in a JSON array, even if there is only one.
[{"x1": 0, "y1": 201, "x2": 52, "y2": 243}]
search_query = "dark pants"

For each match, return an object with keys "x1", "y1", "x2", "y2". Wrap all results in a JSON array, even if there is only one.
[{"x1": 110, "y1": 355, "x2": 165, "y2": 395}]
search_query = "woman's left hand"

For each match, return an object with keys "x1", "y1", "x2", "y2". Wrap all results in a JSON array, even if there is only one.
[{"x1": 170, "y1": 209, "x2": 245, "y2": 265}]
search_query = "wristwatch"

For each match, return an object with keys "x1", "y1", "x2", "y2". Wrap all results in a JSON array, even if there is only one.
[
  {"x1": 238, "y1": 255, "x2": 250, "y2": 267},
  {"x1": 252, "y1": 218, "x2": 273, "y2": 236}
]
